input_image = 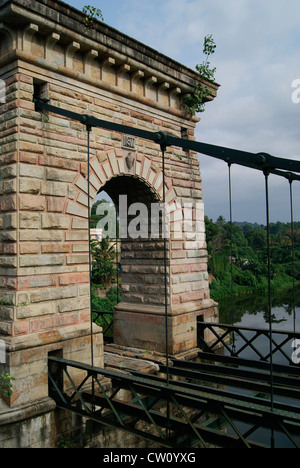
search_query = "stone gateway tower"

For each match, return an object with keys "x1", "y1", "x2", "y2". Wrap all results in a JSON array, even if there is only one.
[{"x1": 0, "y1": 0, "x2": 219, "y2": 447}]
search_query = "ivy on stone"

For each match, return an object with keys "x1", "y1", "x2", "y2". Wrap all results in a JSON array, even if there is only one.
[{"x1": 184, "y1": 34, "x2": 217, "y2": 115}]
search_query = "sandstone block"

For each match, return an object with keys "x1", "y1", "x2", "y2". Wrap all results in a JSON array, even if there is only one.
[
  {"x1": 41, "y1": 181, "x2": 67, "y2": 197},
  {"x1": 47, "y1": 197, "x2": 65, "y2": 212},
  {"x1": 72, "y1": 218, "x2": 88, "y2": 229},
  {"x1": 46, "y1": 167, "x2": 75, "y2": 183},
  {"x1": 19, "y1": 230, "x2": 64, "y2": 242},
  {"x1": 66, "y1": 201, "x2": 88, "y2": 218},
  {"x1": 0, "y1": 165, "x2": 17, "y2": 179},
  {"x1": 19, "y1": 254, "x2": 65, "y2": 268},
  {"x1": 41, "y1": 243, "x2": 71, "y2": 254},
  {"x1": 17, "y1": 301, "x2": 56, "y2": 319},
  {"x1": 58, "y1": 272, "x2": 89, "y2": 285},
  {"x1": 19, "y1": 163, "x2": 44, "y2": 179},
  {"x1": 1, "y1": 195, "x2": 17, "y2": 211},
  {"x1": 19, "y1": 194, "x2": 46, "y2": 211},
  {"x1": 3, "y1": 179, "x2": 17, "y2": 193},
  {"x1": 41, "y1": 213, "x2": 70, "y2": 230},
  {"x1": 19, "y1": 213, "x2": 40, "y2": 229},
  {"x1": 58, "y1": 296, "x2": 89, "y2": 313},
  {"x1": 66, "y1": 254, "x2": 89, "y2": 264},
  {"x1": 19, "y1": 178, "x2": 41, "y2": 194},
  {"x1": 30, "y1": 285, "x2": 77, "y2": 303},
  {"x1": 0, "y1": 257, "x2": 17, "y2": 268}
]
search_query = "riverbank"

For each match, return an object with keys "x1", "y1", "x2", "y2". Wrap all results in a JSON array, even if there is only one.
[{"x1": 209, "y1": 273, "x2": 298, "y2": 302}]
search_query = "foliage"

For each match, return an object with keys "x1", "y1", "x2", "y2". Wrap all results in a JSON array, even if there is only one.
[
  {"x1": 90, "y1": 199, "x2": 118, "y2": 235},
  {"x1": 91, "y1": 238, "x2": 117, "y2": 289},
  {"x1": 184, "y1": 34, "x2": 217, "y2": 115},
  {"x1": 0, "y1": 372, "x2": 15, "y2": 398},
  {"x1": 82, "y1": 5, "x2": 104, "y2": 28},
  {"x1": 56, "y1": 435, "x2": 71, "y2": 449},
  {"x1": 206, "y1": 216, "x2": 300, "y2": 301},
  {"x1": 92, "y1": 286, "x2": 121, "y2": 334},
  {"x1": 92, "y1": 286, "x2": 121, "y2": 313}
]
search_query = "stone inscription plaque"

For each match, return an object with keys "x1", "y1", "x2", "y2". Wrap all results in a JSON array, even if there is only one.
[{"x1": 122, "y1": 135, "x2": 136, "y2": 150}]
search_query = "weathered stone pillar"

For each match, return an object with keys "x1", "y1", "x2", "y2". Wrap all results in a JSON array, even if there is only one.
[
  {"x1": 0, "y1": 70, "x2": 103, "y2": 410},
  {"x1": 0, "y1": 0, "x2": 219, "y2": 446}
]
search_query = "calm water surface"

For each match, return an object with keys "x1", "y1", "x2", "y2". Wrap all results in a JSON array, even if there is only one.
[
  {"x1": 214, "y1": 286, "x2": 300, "y2": 447},
  {"x1": 217, "y1": 286, "x2": 300, "y2": 365}
]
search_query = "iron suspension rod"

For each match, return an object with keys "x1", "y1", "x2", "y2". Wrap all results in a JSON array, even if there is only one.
[
  {"x1": 87, "y1": 126, "x2": 94, "y2": 369},
  {"x1": 264, "y1": 171, "x2": 275, "y2": 448},
  {"x1": 228, "y1": 163, "x2": 236, "y2": 355},
  {"x1": 289, "y1": 180, "x2": 296, "y2": 334},
  {"x1": 87, "y1": 126, "x2": 96, "y2": 412},
  {"x1": 160, "y1": 139, "x2": 171, "y2": 438},
  {"x1": 162, "y1": 145, "x2": 169, "y2": 385}
]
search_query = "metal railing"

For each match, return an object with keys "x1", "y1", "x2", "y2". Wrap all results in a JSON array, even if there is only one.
[
  {"x1": 197, "y1": 320, "x2": 300, "y2": 366},
  {"x1": 92, "y1": 309, "x2": 114, "y2": 342},
  {"x1": 48, "y1": 355, "x2": 300, "y2": 448}
]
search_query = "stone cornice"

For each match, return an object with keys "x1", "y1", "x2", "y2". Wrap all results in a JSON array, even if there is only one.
[{"x1": 0, "y1": 0, "x2": 219, "y2": 119}]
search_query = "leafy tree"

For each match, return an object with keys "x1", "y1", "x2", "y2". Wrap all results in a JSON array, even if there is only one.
[
  {"x1": 206, "y1": 216, "x2": 299, "y2": 300},
  {"x1": 91, "y1": 238, "x2": 117, "y2": 289}
]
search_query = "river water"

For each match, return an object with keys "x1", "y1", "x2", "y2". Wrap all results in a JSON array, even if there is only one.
[
  {"x1": 213, "y1": 286, "x2": 300, "y2": 447},
  {"x1": 217, "y1": 286, "x2": 300, "y2": 365}
]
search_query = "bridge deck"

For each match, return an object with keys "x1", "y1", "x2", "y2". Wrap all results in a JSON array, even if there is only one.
[{"x1": 48, "y1": 351, "x2": 300, "y2": 448}]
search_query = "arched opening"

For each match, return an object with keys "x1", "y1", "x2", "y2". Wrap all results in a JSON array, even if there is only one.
[{"x1": 90, "y1": 174, "x2": 168, "y2": 350}]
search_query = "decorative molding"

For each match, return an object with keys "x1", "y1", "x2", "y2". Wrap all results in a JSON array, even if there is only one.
[
  {"x1": 23, "y1": 23, "x2": 39, "y2": 53},
  {"x1": 45, "y1": 32, "x2": 60, "y2": 61},
  {"x1": 84, "y1": 49, "x2": 98, "y2": 76},
  {"x1": 65, "y1": 41, "x2": 80, "y2": 69}
]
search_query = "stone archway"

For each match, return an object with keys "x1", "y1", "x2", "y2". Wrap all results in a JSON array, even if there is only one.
[
  {"x1": 97, "y1": 174, "x2": 168, "y2": 351},
  {"x1": 67, "y1": 147, "x2": 174, "y2": 352},
  {"x1": 65, "y1": 146, "x2": 216, "y2": 354}
]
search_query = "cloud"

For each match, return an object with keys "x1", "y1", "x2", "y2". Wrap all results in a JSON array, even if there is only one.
[{"x1": 69, "y1": 0, "x2": 300, "y2": 223}]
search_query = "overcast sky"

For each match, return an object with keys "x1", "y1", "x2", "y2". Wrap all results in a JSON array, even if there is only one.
[{"x1": 66, "y1": 0, "x2": 300, "y2": 224}]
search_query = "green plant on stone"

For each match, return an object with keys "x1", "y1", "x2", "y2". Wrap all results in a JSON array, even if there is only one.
[
  {"x1": 0, "y1": 372, "x2": 15, "y2": 398},
  {"x1": 56, "y1": 435, "x2": 71, "y2": 449},
  {"x1": 184, "y1": 34, "x2": 217, "y2": 115},
  {"x1": 82, "y1": 5, "x2": 104, "y2": 29}
]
